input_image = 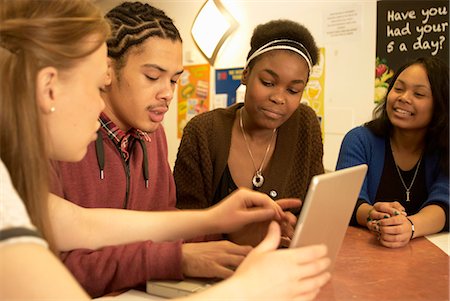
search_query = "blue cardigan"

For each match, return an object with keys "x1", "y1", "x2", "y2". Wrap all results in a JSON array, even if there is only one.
[{"x1": 336, "y1": 126, "x2": 449, "y2": 223}]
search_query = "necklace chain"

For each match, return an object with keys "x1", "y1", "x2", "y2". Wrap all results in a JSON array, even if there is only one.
[
  {"x1": 239, "y1": 108, "x2": 276, "y2": 188},
  {"x1": 393, "y1": 155, "x2": 422, "y2": 202}
]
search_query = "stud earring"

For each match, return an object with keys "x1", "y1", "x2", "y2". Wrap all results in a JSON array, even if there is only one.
[{"x1": 49, "y1": 107, "x2": 56, "y2": 113}]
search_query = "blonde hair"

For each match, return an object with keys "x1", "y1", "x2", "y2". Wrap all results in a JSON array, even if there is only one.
[{"x1": 0, "y1": 0, "x2": 110, "y2": 248}]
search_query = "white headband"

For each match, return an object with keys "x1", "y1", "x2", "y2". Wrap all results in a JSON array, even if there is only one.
[{"x1": 245, "y1": 39, "x2": 313, "y2": 74}]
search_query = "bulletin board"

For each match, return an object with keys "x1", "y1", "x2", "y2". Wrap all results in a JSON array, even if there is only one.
[
  {"x1": 215, "y1": 67, "x2": 243, "y2": 108},
  {"x1": 375, "y1": 0, "x2": 449, "y2": 103},
  {"x1": 177, "y1": 64, "x2": 210, "y2": 138},
  {"x1": 301, "y1": 47, "x2": 326, "y2": 138}
]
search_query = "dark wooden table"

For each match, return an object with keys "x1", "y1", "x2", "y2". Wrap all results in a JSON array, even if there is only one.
[
  {"x1": 108, "y1": 226, "x2": 449, "y2": 300},
  {"x1": 316, "y1": 226, "x2": 449, "y2": 301}
]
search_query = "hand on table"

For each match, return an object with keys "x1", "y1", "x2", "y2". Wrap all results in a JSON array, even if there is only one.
[
  {"x1": 367, "y1": 201, "x2": 406, "y2": 220},
  {"x1": 376, "y1": 214, "x2": 414, "y2": 248},
  {"x1": 366, "y1": 201, "x2": 413, "y2": 248},
  {"x1": 181, "y1": 240, "x2": 251, "y2": 279}
]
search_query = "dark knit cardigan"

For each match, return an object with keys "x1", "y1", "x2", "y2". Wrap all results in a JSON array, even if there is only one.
[{"x1": 174, "y1": 102, "x2": 324, "y2": 209}]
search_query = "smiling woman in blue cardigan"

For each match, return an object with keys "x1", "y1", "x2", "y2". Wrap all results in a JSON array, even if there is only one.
[{"x1": 337, "y1": 57, "x2": 449, "y2": 248}]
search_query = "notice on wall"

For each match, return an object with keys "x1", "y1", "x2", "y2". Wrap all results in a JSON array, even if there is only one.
[
  {"x1": 177, "y1": 64, "x2": 210, "y2": 138},
  {"x1": 375, "y1": 0, "x2": 449, "y2": 103},
  {"x1": 324, "y1": 5, "x2": 362, "y2": 43}
]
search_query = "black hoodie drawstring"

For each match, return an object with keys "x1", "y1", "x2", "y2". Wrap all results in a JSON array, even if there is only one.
[
  {"x1": 95, "y1": 131, "x2": 149, "y2": 188},
  {"x1": 95, "y1": 130, "x2": 104, "y2": 180},
  {"x1": 139, "y1": 139, "x2": 149, "y2": 188}
]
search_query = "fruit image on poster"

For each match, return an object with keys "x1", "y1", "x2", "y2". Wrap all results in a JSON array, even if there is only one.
[
  {"x1": 177, "y1": 64, "x2": 210, "y2": 138},
  {"x1": 375, "y1": 0, "x2": 448, "y2": 103}
]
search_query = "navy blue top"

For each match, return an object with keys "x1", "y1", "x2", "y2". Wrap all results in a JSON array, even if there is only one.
[{"x1": 336, "y1": 126, "x2": 449, "y2": 230}]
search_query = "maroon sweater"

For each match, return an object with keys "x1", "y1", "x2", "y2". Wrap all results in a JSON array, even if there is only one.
[{"x1": 51, "y1": 125, "x2": 183, "y2": 297}]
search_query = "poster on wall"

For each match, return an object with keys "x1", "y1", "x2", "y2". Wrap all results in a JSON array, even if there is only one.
[
  {"x1": 375, "y1": 0, "x2": 448, "y2": 103},
  {"x1": 177, "y1": 64, "x2": 210, "y2": 138},
  {"x1": 215, "y1": 67, "x2": 243, "y2": 108},
  {"x1": 301, "y1": 47, "x2": 326, "y2": 137}
]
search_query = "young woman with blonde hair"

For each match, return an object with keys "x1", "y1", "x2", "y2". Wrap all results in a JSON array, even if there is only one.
[{"x1": 0, "y1": 1, "x2": 330, "y2": 299}]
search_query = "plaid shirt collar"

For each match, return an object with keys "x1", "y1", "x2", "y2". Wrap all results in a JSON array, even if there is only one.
[{"x1": 99, "y1": 112, "x2": 151, "y2": 161}]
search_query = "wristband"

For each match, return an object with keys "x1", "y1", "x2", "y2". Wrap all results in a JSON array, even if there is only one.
[{"x1": 406, "y1": 217, "x2": 415, "y2": 240}]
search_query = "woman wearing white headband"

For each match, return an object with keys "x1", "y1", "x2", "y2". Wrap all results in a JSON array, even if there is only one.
[
  {"x1": 0, "y1": 1, "x2": 332, "y2": 299},
  {"x1": 175, "y1": 19, "x2": 324, "y2": 246}
]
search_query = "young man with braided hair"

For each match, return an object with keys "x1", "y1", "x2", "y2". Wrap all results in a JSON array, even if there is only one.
[{"x1": 50, "y1": 2, "x2": 300, "y2": 297}]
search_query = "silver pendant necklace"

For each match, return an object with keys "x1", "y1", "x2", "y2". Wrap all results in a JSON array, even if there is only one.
[
  {"x1": 393, "y1": 155, "x2": 422, "y2": 202},
  {"x1": 239, "y1": 108, "x2": 276, "y2": 188}
]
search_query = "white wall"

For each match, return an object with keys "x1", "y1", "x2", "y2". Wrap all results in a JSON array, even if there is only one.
[{"x1": 97, "y1": 0, "x2": 378, "y2": 171}]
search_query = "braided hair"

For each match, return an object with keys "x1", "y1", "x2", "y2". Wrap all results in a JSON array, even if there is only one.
[{"x1": 105, "y1": 1, "x2": 182, "y2": 70}]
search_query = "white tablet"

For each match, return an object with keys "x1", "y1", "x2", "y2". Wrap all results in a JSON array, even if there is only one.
[
  {"x1": 146, "y1": 164, "x2": 367, "y2": 298},
  {"x1": 289, "y1": 164, "x2": 367, "y2": 270}
]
